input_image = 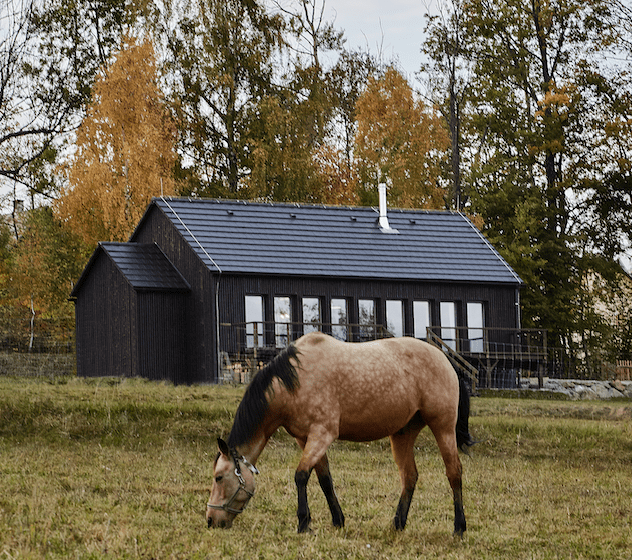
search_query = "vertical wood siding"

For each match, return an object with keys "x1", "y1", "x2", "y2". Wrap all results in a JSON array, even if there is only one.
[{"x1": 75, "y1": 252, "x2": 134, "y2": 378}]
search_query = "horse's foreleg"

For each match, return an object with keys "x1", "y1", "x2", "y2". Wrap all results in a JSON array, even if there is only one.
[
  {"x1": 432, "y1": 427, "x2": 466, "y2": 537},
  {"x1": 314, "y1": 453, "x2": 345, "y2": 528},
  {"x1": 294, "y1": 428, "x2": 337, "y2": 533},
  {"x1": 389, "y1": 422, "x2": 423, "y2": 531},
  {"x1": 294, "y1": 468, "x2": 312, "y2": 533}
]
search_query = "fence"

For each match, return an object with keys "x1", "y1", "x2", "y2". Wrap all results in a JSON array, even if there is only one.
[
  {"x1": 617, "y1": 360, "x2": 632, "y2": 381},
  {"x1": 0, "y1": 319, "x2": 76, "y2": 377}
]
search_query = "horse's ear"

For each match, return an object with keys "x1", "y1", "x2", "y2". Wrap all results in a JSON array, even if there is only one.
[{"x1": 217, "y1": 437, "x2": 231, "y2": 457}]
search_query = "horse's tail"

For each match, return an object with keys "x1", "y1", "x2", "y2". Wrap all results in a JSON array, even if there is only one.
[{"x1": 456, "y1": 376, "x2": 475, "y2": 453}]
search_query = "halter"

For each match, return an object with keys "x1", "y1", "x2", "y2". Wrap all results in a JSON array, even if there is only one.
[{"x1": 207, "y1": 452, "x2": 259, "y2": 516}]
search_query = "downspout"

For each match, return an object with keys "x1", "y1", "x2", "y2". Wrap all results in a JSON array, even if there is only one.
[{"x1": 215, "y1": 275, "x2": 222, "y2": 383}]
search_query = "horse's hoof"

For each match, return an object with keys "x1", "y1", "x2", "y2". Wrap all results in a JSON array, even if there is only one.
[
  {"x1": 297, "y1": 517, "x2": 312, "y2": 533},
  {"x1": 332, "y1": 512, "x2": 345, "y2": 528},
  {"x1": 392, "y1": 519, "x2": 406, "y2": 531}
]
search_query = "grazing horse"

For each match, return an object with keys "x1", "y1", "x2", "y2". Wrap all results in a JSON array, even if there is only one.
[{"x1": 206, "y1": 332, "x2": 474, "y2": 535}]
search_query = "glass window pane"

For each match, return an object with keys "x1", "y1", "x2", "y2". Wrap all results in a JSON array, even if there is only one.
[
  {"x1": 440, "y1": 301, "x2": 457, "y2": 350},
  {"x1": 274, "y1": 297, "x2": 291, "y2": 347},
  {"x1": 386, "y1": 300, "x2": 404, "y2": 338},
  {"x1": 358, "y1": 299, "x2": 376, "y2": 341},
  {"x1": 331, "y1": 298, "x2": 348, "y2": 341},
  {"x1": 413, "y1": 301, "x2": 431, "y2": 339},
  {"x1": 467, "y1": 302, "x2": 484, "y2": 353},
  {"x1": 302, "y1": 297, "x2": 321, "y2": 334},
  {"x1": 245, "y1": 295, "x2": 264, "y2": 348}
]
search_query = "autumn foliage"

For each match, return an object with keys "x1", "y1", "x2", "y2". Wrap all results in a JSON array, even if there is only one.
[
  {"x1": 55, "y1": 36, "x2": 178, "y2": 247},
  {"x1": 354, "y1": 68, "x2": 450, "y2": 209}
]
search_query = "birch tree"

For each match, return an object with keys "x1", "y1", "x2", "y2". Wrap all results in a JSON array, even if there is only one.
[{"x1": 55, "y1": 36, "x2": 178, "y2": 246}]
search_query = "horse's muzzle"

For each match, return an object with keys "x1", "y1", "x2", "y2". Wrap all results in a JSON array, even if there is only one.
[{"x1": 207, "y1": 516, "x2": 231, "y2": 529}]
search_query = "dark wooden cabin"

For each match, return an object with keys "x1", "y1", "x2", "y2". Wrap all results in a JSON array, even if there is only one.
[
  {"x1": 71, "y1": 242, "x2": 191, "y2": 382},
  {"x1": 71, "y1": 196, "x2": 523, "y2": 385}
]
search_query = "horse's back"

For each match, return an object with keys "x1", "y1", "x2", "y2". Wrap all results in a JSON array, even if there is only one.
[{"x1": 287, "y1": 333, "x2": 460, "y2": 441}]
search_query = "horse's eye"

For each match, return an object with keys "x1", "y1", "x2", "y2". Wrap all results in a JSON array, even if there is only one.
[{"x1": 215, "y1": 475, "x2": 223, "y2": 483}]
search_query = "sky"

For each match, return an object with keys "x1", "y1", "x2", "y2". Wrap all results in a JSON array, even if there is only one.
[{"x1": 324, "y1": 0, "x2": 433, "y2": 79}]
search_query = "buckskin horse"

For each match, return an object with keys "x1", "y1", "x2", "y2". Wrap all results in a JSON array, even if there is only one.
[{"x1": 206, "y1": 332, "x2": 474, "y2": 535}]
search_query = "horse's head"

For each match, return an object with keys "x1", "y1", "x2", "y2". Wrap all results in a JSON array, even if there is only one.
[{"x1": 206, "y1": 438, "x2": 258, "y2": 529}]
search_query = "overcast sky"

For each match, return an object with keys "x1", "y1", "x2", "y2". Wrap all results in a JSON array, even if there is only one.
[{"x1": 324, "y1": 0, "x2": 433, "y2": 79}]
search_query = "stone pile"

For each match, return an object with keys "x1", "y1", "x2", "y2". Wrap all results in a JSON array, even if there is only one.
[{"x1": 519, "y1": 377, "x2": 632, "y2": 400}]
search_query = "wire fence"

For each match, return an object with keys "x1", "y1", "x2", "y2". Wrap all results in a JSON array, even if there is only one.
[{"x1": 0, "y1": 317, "x2": 76, "y2": 377}]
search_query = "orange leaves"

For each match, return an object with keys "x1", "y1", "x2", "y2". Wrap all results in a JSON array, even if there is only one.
[
  {"x1": 55, "y1": 36, "x2": 178, "y2": 247},
  {"x1": 354, "y1": 68, "x2": 449, "y2": 209}
]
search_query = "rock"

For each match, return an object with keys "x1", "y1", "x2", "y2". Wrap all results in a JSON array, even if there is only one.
[
  {"x1": 592, "y1": 382, "x2": 623, "y2": 399},
  {"x1": 611, "y1": 380, "x2": 625, "y2": 392}
]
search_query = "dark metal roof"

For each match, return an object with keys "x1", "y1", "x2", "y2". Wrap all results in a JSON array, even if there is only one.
[
  {"x1": 71, "y1": 242, "x2": 190, "y2": 297},
  {"x1": 136, "y1": 198, "x2": 522, "y2": 285}
]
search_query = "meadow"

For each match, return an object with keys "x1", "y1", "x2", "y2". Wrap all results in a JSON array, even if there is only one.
[{"x1": 0, "y1": 375, "x2": 631, "y2": 559}]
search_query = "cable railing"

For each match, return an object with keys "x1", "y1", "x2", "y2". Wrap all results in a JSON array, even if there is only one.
[{"x1": 218, "y1": 322, "x2": 568, "y2": 387}]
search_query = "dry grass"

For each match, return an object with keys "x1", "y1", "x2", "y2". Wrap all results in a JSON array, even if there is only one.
[{"x1": 0, "y1": 376, "x2": 631, "y2": 559}]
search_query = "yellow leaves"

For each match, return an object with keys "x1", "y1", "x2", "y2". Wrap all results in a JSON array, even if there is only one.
[
  {"x1": 535, "y1": 85, "x2": 572, "y2": 121},
  {"x1": 531, "y1": 83, "x2": 575, "y2": 156},
  {"x1": 354, "y1": 67, "x2": 449, "y2": 209},
  {"x1": 55, "y1": 35, "x2": 178, "y2": 247},
  {"x1": 312, "y1": 144, "x2": 359, "y2": 206}
]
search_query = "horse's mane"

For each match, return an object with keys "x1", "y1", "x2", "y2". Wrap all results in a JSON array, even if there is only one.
[{"x1": 227, "y1": 344, "x2": 300, "y2": 449}]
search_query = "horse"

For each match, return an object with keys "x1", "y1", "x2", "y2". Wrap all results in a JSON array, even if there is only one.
[{"x1": 206, "y1": 331, "x2": 474, "y2": 535}]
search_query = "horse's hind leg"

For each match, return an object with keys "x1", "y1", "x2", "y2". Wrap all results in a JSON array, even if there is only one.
[
  {"x1": 431, "y1": 425, "x2": 466, "y2": 536},
  {"x1": 389, "y1": 416, "x2": 424, "y2": 531},
  {"x1": 314, "y1": 453, "x2": 345, "y2": 528}
]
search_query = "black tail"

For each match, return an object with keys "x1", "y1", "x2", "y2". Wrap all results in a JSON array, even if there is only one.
[{"x1": 456, "y1": 377, "x2": 475, "y2": 453}]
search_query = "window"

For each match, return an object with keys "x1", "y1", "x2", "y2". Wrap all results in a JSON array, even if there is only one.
[
  {"x1": 358, "y1": 299, "x2": 376, "y2": 340},
  {"x1": 274, "y1": 297, "x2": 291, "y2": 347},
  {"x1": 413, "y1": 300, "x2": 431, "y2": 339},
  {"x1": 440, "y1": 301, "x2": 457, "y2": 350},
  {"x1": 302, "y1": 297, "x2": 321, "y2": 334},
  {"x1": 386, "y1": 300, "x2": 404, "y2": 338},
  {"x1": 467, "y1": 302, "x2": 485, "y2": 353},
  {"x1": 245, "y1": 295, "x2": 264, "y2": 348},
  {"x1": 331, "y1": 298, "x2": 348, "y2": 341}
]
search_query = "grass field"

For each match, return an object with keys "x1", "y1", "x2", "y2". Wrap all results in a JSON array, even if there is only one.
[{"x1": 0, "y1": 375, "x2": 631, "y2": 559}]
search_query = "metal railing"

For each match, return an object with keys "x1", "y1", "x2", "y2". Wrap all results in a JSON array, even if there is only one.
[{"x1": 218, "y1": 322, "x2": 564, "y2": 388}]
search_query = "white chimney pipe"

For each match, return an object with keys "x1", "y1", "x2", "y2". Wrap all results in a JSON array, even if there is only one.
[
  {"x1": 378, "y1": 183, "x2": 390, "y2": 229},
  {"x1": 377, "y1": 183, "x2": 398, "y2": 233}
]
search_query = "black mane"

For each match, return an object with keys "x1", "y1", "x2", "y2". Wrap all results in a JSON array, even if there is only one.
[{"x1": 227, "y1": 344, "x2": 300, "y2": 448}]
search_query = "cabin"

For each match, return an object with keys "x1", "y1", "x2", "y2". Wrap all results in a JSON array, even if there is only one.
[{"x1": 71, "y1": 193, "x2": 524, "y2": 385}]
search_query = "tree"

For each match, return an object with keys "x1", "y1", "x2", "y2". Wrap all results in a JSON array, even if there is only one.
[
  {"x1": 275, "y1": 0, "x2": 345, "y2": 149},
  {"x1": 0, "y1": 0, "x2": 69, "y2": 200},
  {"x1": 354, "y1": 67, "x2": 450, "y2": 208},
  {"x1": 162, "y1": 0, "x2": 284, "y2": 196},
  {"x1": 1, "y1": 0, "x2": 142, "y2": 204},
  {"x1": 3, "y1": 206, "x2": 84, "y2": 347},
  {"x1": 457, "y1": 0, "x2": 632, "y2": 350},
  {"x1": 421, "y1": 0, "x2": 472, "y2": 210},
  {"x1": 324, "y1": 49, "x2": 380, "y2": 197},
  {"x1": 55, "y1": 36, "x2": 179, "y2": 247}
]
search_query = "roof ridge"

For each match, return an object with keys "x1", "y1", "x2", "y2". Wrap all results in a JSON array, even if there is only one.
[{"x1": 156, "y1": 196, "x2": 457, "y2": 215}]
